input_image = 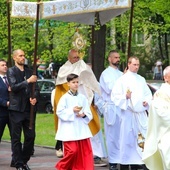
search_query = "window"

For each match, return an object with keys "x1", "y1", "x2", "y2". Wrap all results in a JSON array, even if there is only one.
[{"x1": 133, "y1": 31, "x2": 145, "y2": 46}]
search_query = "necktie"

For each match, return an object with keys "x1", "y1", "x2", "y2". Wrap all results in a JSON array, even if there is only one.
[{"x1": 3, "y1": 76, "x2": 9, "y2": 88}]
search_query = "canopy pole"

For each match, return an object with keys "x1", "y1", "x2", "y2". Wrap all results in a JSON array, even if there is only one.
[
  {"x1": 7, "y1": 0, "x2": 12, "y2": 67},
  {"x1": 91, "y1": 25, "x2": 95, "y2": 71},
  {"x1": 91, "y1": 12, "x2": 100, "y2": 71},
  {"x1": 29, "y1": 0, "x2": 41, "y2": 129},
  {"x1": 127, "y1": 0, "x2": 134, "y2": 60}
]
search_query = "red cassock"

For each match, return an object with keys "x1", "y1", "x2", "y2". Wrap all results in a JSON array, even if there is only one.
[{"x1": 55, "y1": 138, "x2": 94, "y2": 170}]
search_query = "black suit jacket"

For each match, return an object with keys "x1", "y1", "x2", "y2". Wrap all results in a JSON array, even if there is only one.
[
  {"x1": 7, "y1": 65, "x2": 39, "y2": 112},
  {"x1": 0, "y1": 76, "x2": 9, "y2": 117}
]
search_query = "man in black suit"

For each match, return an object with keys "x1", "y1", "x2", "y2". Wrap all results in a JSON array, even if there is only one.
[
  {"x1": 0, "y1": 59, "x2": 11, "y2": 142},
  {"x1": 7, "y1": 49, "x2": 39, "y2": 170}
]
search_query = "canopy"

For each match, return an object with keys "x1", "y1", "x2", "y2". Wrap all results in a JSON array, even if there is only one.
[{"x1": 11, "y1": 0, "x2": 131, "y2": 25}]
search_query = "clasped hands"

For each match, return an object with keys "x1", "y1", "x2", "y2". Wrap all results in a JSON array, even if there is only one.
[
  {"x1": 73, "y1": 106, "x2": 85, "y2": 118},
  {"x1": 126, "y1": 89, "x2": 132, "y2": 99}
]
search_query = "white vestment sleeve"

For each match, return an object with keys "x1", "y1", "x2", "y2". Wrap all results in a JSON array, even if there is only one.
[
  {"x1": 111, "y1": 79, "x2": 129, "y2": 110},
  {"x1": 51, "y1": 88, "x2": 55, "y2": 108},
  {"x1": 56, "y1": 96, "x2": 75, "y2": 121},
  {"x1": 80, "y1": 95, "x2": 93, "y2": 124}
]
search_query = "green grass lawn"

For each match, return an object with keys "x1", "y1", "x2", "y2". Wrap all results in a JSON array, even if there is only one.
[
  {"x1": 2, "y1": 114, "x2": 105, "y2": 148},
  {"x1": 2, "y1": 114, "x2": 56, "y2": 148}
]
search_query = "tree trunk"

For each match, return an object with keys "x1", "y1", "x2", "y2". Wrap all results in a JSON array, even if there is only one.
[
  {"x1": 158, "y1": 33, "x2": 163, "y2": 60},
  {"x1": 164, "y1": 33, "x2": 169, "y2": 66}
]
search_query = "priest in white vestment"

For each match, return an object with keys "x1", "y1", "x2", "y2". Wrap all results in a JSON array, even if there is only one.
[
  {"x1": 143, "y1": 66, "x2": 170, "y2": 170},
  {"x1": 99, "y1": 50, "x2": 123, "y2": 170},
  {"x1": 111, "y1": 57, "x2": 152, "y2": 170}
]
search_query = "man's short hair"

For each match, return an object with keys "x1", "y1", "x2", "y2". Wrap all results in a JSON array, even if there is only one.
[
  {"x1": 108, "y1": 50, "x2": 118, "y2": 57},
  {"x1": 0, "y1": 59, "x2": 7, "y2": 63},
  {"x1": 67, "y1": 73, "x2": 79, "y2": 82},
  {"x1": 128, "y1": 56, "x2": 139, "y2": 64}
]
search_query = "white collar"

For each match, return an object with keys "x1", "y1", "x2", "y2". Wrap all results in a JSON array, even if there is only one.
[{"x1": 0, "y1": 74, "x2": 6, "y2": 79}]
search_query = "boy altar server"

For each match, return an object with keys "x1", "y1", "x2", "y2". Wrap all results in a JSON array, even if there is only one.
[{"x1": 55, "y1": 73, "x2": 94, "y2": 170}]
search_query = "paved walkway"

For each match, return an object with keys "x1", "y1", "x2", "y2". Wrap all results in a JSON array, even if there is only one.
[{"x1": 0, "y1": 141, "x2": 109, "y2": 170}]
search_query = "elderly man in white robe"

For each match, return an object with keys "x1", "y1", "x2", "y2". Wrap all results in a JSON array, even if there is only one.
[
  {"x1": 143, "y1": 66, "x2": 170, "y2": 170},
  {"x1": 99, "y1": 50, "x2": 123, "y2": 170},
  {"x1": 111, "y1": 56, "x2": 152, "y2": 170}
]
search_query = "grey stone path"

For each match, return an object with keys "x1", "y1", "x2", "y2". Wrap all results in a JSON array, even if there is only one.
[{"x1": 0, "y1": 141, "x2": 109, "y2": 170}]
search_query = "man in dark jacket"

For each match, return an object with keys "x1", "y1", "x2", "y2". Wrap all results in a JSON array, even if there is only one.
[
  {"x1": 0, "y1": 59, "x2": 11, "y2": 142},
  {"x1": 7, "y1": 49, "x2": 39, "y2": 170}
]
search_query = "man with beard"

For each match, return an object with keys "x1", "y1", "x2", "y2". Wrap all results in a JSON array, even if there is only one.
[
  {"x1": 7, "y1": 49, "x2": 39, "y2": 170},
  {"x1": 99, "y1": 50, "x2": 123, "y2": 170}
]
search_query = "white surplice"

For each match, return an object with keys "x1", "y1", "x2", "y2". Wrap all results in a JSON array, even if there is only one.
[
  {"x1": 99, "y1": 66, "x2": 123, "y2": 163},
  {"x1": 111, "y1": 70, "x2": 152, "y2": 164},
  {"x1": 55, "y1": 92, "x2": 93, "y2": 141},
  {"x1": 143, "y1": 83, "x2": 170, "y2": 170}
]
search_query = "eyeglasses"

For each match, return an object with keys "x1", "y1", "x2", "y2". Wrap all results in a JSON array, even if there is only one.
[
  {"x1": 73, "y1": 56, "x2": 80, "y2": 59},
  {"x1": 18, "y1": 55, "x2": 25, "y2": 57}
]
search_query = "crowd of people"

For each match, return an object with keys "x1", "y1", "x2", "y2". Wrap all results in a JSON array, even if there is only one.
[{"x1": 1, "y1": 48, "x2": 170, "y2": 170}]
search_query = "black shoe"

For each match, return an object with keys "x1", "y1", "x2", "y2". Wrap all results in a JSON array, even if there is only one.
[
  {"x1": 109, "y1": 163, "x2": 118, "y2": 170},
  {"x1": 141, "y1": 164, "x2": 149, "y2": 170},
  {"x1": 10, "y1": 160, "x2": 16, "y2": 167},
  {"x1": 23, "y1": 164, "x2": 31, "y2": 170},
  {"x1": 16, "y1": 167, "x2": 23, "y2": 170}
]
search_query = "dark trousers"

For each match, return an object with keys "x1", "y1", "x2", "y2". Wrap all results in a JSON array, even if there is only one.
[
  {"x1": 0, "y1": 115, "x2": 11, "y2": 141},
  {"x1": 55, "y1": 140, "x2": 63, "y2": 150},
  {"x1": 120, "y1": 165, "x2": 129, "y2": 170},
  {"x1": 9, "y1": 111, "x2": 35, "y2": 168}
]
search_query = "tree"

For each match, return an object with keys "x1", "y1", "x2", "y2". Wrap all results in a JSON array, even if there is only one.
[
  {"x1": 1, "y1": 0, "x2": 170, "y2": 77},
  {"x1": 135, "y1": 0, "x2": 170, "y2": 66}
]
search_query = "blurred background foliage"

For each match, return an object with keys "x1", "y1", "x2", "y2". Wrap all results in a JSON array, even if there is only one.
[{"x1": 0, "y1": 0, "x2": 170, "y2": 79}]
